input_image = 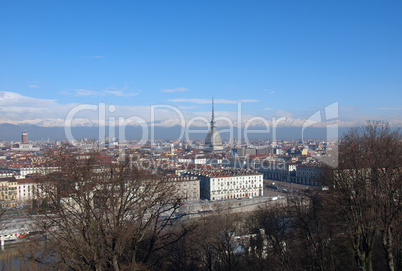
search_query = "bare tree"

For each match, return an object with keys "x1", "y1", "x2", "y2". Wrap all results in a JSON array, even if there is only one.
[
  {"x1": 167, "y1": 204, "x2": 247, "y2": 271},
  {"x1": 326, "y1": 121, "x2": 401, "y2": 271},
  {"x1": 212, "y1": 207, "x2": 246, "y2": 271},
  {"x1": 287, "y1": 190, "x2": 341, "y2": 271},
  {"x1": 248, "y1": 203, "x2": 294, "y2": 271},
  {"x1": 30, "y1": 150, "x2": 187, "y2": 271}
]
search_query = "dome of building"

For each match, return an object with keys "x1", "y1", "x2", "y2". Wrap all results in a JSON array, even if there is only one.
[{"x1": 205, "y1": 126, "x2": 222, "y2": 147}]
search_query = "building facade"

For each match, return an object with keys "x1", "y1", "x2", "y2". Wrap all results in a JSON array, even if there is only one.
[
  {"x1": 171, "y1": 176, "x2": 200, "y2": 202},
  {"x1": 17, "y1": 179, "x2": 37, "y2": 205},
  {"x1": 0, "y1": 177, "x2": 18, "y2": 209},
  {"x1": 11, "y1": 130, "x2": 40, "y2": 152},
  {"x1": 185, "y1": 169, "x2": 263, "y2": 201},
  {"x1": 256, "y1": 162, "x2": 324, "y2": 186}
]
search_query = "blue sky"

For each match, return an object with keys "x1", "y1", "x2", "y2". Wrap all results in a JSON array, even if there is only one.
[{"x1": 0, "y1": 0, "x2": 401, "y2": 127}]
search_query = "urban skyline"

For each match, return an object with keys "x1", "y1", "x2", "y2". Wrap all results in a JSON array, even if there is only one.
[
  {"x1": 0, "y1": 2, "x2": 401, "y2": 270},
  {"x1": 1, "y1": 1, "x2": 401, "y2": 129}
]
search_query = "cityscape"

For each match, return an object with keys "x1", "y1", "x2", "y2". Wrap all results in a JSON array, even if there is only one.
[{"x1": 0, "y1": 1, "x2": 401, "y2": 271}]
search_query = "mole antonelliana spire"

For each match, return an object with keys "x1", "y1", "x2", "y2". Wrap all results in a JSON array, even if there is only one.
[
  {"x1": 211, "y1": 98, "x2": 215, "y2": 127},
  {"x1": 205, "y1": 98, "x2": 223, "y2": 152}
]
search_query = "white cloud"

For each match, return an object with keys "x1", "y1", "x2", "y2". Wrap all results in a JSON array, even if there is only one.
[
  {"x1": 168, "y1": 98, "x2": 259, "y2": 104},
  {"x1": 176, "y1": 105, "x2": 201, "y2": 110},
  {"x1": 0, "y1": 91, "x2": 56, "y2": 107},
  {"x1": 28, "y1": 84, "x2": 39, "y2": 88},
  {"x1": 62, "y1": 86, "x2": 138, "y2": 97},
  {"x1": 103, "y1": 83, "x2": 139, "y2": 97},
  {"x1": 376, "y1": 107, "x2": 402, "y2": 110},
  {"x1": 274, "y1": 110, "x2": 294, "y2": 118},
  {"x1": 0, "y1": 91, "x2": 401, "y2": 128},
  {"x1": 263, "y1": 108, "x2": 273, "y2": 111},
  {"x1": 264, "y1": 89, "x2": 275, "y2": 94},
  {"x1": 238, "y1": 99, "x2": 260, "y2": 103},
  {"x1": 0, "y1": 91, "x2": 74, "y2": 124},
  {"x1": 162, "y1": 87, "x2": 189, "y2": 93},
  {"x1": 103, "y1": 90, "x2": 138, "y2": 97},
  {"x1": 75, "y1": 89, "x2": 103, "y2": 96}
]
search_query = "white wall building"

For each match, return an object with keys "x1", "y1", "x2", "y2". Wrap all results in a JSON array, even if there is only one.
[
  {"x1": 3, "y1": 165, "x2": 58, "y2": 179},
  {"x1": 176, "y1": 157, "x2": 207, "y2": 165},
  {"x1": 11, "y1": 144, "x2": 40, "y2": 152},
  {"x1": 17, "y1": 179, "x2": 37, "y2": 205},
  {"x1": 170, "y1": 176, "x2": 200, "y2": 202},
  {"x1": 186, "y1": 169, "x2": 263, "y2": 201},
  {"x1": 0, "y1": 171, "x2": 14, "y2": 178}
]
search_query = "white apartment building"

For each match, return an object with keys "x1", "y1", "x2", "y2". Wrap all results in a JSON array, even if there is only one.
[
  {"x1": 2, "y1": 165, "x2": 58, "y2": 179},
  {"x1": 17, "y1": 179, "x2": 37, "y2": 205},
  {"x1": 11, "y1": 143, "x2": 40, "y2": 152},
  {"x1": 0, "y1": 171, "x2": 14, "y2": 178},
  {"x1": 176, "y1": 157, "x2": 207, "y2": 165},
  {"x1": 170, "y1": 176, "x2": 200, "y2": 202},
  {"x1": 186, "y1": 169, "x2": 263, "y2": 201}
]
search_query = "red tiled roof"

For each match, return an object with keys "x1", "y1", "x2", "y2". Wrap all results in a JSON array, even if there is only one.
[{"x1": 0, "y1": 177, "x2": 17, "y2": 182}]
